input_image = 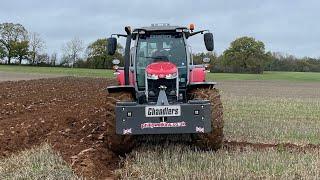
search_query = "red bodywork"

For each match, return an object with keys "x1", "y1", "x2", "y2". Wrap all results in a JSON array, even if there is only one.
[
  {"x1": 146, "y1": 61, "x2": 177, "y2": 78},
  {"x1": 116, "y1": 61, "x2": 206, "y2": 85},
  {"x1": 189, "y1": 67, "x2": 206, "y2": 82},
  {"x1": 116, "y1": 70, "x2": 135, "y2": 86}
]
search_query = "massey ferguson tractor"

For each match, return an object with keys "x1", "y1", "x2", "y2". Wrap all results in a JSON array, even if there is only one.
[{"x1": 106, "y1": 24, "x2": 223, "y2": 154}]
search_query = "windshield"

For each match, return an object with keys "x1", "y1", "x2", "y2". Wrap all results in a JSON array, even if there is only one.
[{"x1": 136, "y1": 32, "x2": 187, "y2": 88}]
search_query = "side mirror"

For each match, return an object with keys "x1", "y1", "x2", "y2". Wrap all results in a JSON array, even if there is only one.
[
  {"x1": 112, "y1": 59, "x2": 120, "y2": 65},
  {"x1": 107, "y1": 37, "x2": 117, "y2": 55},
  {"x1": 202, "y1": 57, "x2": 211, "y2": 63},
  {"x1": 204, "y1": 33, "x2": 214, "y2": 51}
]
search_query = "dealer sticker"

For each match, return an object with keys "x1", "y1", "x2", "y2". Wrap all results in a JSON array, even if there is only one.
[
  {"x1": 141, "y1": 121, "x2": 186, "y2": 129},
  {"x1": 145, "y1": 105, "x2": 181, "y2": 117}
]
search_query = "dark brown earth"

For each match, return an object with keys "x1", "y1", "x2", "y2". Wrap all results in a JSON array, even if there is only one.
[
  {"x1": 224, "y1": 140, "x2": 320, "y2": 153},
  {"x1": 0, "y1": 77, "x2": 118, "y2": 179}
]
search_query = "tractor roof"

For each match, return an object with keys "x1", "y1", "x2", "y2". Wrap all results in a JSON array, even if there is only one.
[{"x1": 133, "y1": 24, "x2": 188, "y2": 32}]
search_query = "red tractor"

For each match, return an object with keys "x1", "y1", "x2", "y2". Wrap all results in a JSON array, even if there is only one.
[{"x1": 106, "y1": 24, "x2": 223, "y2": 154}]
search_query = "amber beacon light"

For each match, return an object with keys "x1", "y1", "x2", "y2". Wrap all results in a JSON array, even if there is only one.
[{"x1": 189, "y1": 23, "x2": 195, "y2": 31}]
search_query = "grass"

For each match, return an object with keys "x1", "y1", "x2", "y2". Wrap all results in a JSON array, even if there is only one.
[
  {"x1": 117, "y1": 145, "x2": 320, "y2": 179},
  {"x1": 218, "y1": 80, "x2": 320, "y2": 145},
  {"x1": 1, "y1": 64, "x2": 320, "y2": 82},
  {"x1": 0, "y1": 65, "x2": 113, "y2": 78},
  {"x1": 208, "y1": 71, "x2": 320, "y2": 82},
  {"x1": 0, "y1": 143, "x2": 79, "y2": 180},
  {"x1": 117, "y1": 80, "x2": 320, "y2": 179},
  {"x1": 224, "y1": 95, "x2": 320, "y2": 144}
]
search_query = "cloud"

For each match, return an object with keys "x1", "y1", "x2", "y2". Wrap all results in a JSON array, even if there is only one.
[{"x1": 0, "y1": 0, "x2": 319, "y2": 58}]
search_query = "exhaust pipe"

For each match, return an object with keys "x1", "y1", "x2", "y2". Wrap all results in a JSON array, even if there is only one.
[{"x1": 124, "y1": 26, "x2": 131, "y2": 85}]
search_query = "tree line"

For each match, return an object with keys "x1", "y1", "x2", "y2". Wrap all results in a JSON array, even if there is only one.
[
  {"x1": 0, "y1": 22, "x2": 122, "y2": 68},
  {"x1": 193, "y1": 37, "x2": 320, "y2": 74},
  {"x1": 1, "y1": 22, "x2": 320, "y2": 73}
]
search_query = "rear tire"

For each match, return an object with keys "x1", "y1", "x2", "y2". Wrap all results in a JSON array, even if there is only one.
[
  {"x1": 105, "y1": 92, "x2": 135, "y2": 155},
  {"x1": 188, "y1": 87, "x2": 224, "y2": 150}
]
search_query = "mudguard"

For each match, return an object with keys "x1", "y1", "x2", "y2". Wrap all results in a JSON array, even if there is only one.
[
  {"x1": 189, "y1": 67, "x2": 206, "y2": 82},
  {"x1": 107, "y1": 85, "x2": 135, "y2": 95},
  {"x1": 187, "y1": 82, "x2": 217, "y2": 92}
]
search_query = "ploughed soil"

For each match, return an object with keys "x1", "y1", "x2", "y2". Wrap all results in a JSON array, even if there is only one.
[
  {"x1": 224, "y1": 140, "x2": 320, "y2": 153},
  {"x1": 0, "y1": 77, "x2": 118, "y2": 179}
]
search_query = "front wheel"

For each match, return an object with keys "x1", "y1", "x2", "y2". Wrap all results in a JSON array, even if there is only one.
[{"x1": 188, "y1": 87, "x2": 224, "y2": 150}]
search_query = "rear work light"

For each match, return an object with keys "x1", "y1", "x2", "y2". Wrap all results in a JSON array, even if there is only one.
[{"x1": 194, "y1": 110, "x2": 199, "y2": 115}]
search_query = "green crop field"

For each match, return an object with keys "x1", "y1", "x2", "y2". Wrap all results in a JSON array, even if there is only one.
[
  {"x1": 0, "y1": 65, "x2": 114, "y2": 78},
  {"x1": 209, "y1": 71, "x2": 320, "y2": 82}
]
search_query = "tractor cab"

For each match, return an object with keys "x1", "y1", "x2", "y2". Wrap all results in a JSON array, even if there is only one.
[
  {"x1": 135, "y1": 32, "x2": 187, "y2": 85},
  {"x1": 135, "y1": 29, "x2": 188, "y2": 103},
  {"x1": 108, "y1": 24, "x2": 214, "y2": 104}
]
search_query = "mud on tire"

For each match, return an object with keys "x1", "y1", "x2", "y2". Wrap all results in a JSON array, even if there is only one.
[
  {"x1": 188, "y1": 87, "x2": 224, "y2": 150},
  {"x1": 105, "y1": 92, "x2": 135, "y2": 155}
]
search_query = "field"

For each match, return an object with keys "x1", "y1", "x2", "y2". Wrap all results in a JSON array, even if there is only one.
[
  {"x1": 2, "y1": 64, "x2": 320, "y2": 81},
  {"x1": 0, "y1": 65, "x2": 114, "y2": 78},
  {"x1": 0, "y1": 66, "x2": 320, "y2": 179}
]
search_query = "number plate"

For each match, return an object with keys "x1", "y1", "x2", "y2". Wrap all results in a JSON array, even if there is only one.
[{"x1": 145, "y1": 105, "x2": 181, "y2": 117}]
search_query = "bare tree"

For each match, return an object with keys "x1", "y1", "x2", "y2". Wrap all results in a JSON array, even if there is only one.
[
  {"x1": 63, "y1": 37, "x2": 84, "y2": 68},
  {"x1": 36, "y1": 53, "x2": 50, "y2": 64},
  {"x1": 50, "y1": 52, "x2": 57, "y2": 66},
  {"x1": 29, "y1": 32, "x2": 45, "y2": 65}
]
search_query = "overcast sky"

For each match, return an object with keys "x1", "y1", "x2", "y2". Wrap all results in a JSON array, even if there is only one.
[{"x1": 1, "y1": 0, "x2": 319, "y2": 58}]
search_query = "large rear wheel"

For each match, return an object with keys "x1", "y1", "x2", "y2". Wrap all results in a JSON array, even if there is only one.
[
  {"x1": 105, "y1": 92, "x2": 135, "y2": 155},
  {"x1": 188, "y1": 87, "x2": 224, "y2": 150}
]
